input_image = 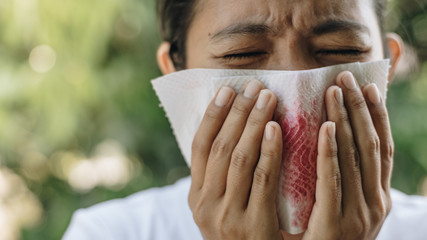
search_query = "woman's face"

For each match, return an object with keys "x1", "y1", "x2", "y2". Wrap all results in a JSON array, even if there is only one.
[{"x1": 185, "y1": 0, "x2": 384, "y2": 70}]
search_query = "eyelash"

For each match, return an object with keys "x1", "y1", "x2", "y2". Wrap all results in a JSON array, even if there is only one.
[
  {"x1": 221, "y1": 49, "x2": 364, "y2": 62},
  {"x1": 222, "y1": 51, "x2": 267, "y2": 60},
  {"x1": 316, "y1": 49, "x2": 364, "y2": 56}
]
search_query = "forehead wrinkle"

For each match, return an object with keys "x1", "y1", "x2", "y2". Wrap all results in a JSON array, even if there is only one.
[
  {"x1": 209, "y1": 22, "x2": 277, "y2": 42},
  {"x1": 201, "y1": 0, "x2": 291, "y2": 40},
  {"x1": 192, "y1": 0, "x2": 374, "y2": 47},
  {"x1": 290, "y1": 0, "x2": 361, "y2": 34}
]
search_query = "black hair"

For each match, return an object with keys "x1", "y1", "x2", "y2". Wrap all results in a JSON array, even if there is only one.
[
  {"x1": 157, "y1": 0, "x2": 388, "y2": 69},
  {"x1": 157, "y1": 0, "x2": 197, "y2": 70}
]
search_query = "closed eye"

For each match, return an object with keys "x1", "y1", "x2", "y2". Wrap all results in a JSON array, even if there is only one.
[
  {"x1": 222, "y1": 51, "x2": 268, "y2": 60},
  {"x1": 316, "y1": 49, "x2": 364, "y2": 56}
]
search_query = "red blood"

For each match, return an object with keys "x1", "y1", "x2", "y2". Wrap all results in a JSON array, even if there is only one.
[{"x1": 276, "y1": 99, "x2": 321, "y2": 230}]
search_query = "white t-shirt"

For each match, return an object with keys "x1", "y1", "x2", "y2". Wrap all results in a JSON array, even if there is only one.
[{"x1": 63, "y1": 176, "x2": 427, "y2": 240}]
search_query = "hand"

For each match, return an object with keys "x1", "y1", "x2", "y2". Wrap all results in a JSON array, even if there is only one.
[
  {"x1": 296, "y1": 71, "x2": 393, "y2": 240},
  {"x1": 188, "y1": 81, "x2": 284, "y2": 240}
]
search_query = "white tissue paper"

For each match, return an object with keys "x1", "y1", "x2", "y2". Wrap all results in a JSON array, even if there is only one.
[{"x1": 151, "y1": 60, "x2": 390, "y2": 234}]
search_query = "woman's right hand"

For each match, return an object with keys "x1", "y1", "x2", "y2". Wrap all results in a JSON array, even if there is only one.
[{"x1": 188, "y1": 80, "x2": 284, "y2": 240}]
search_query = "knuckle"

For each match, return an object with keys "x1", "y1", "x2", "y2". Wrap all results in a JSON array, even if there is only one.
[
  {"x1": 204, "y1": 106, "x2": 222, "y2": 122},
  {"x1": 193, "y1": 212, "x2": 208, "y2": 228},
  {"x1": 383, "y1": 140, "x2": 395, "y2": 160},
  {"x1": 365, "y1": 135, "x2": 381, "y2": 154},
  {"x1": 381, "y1": 192, "x2": 393, "y2": 214},
  {"x1": 246, "y1": 115, "x2": 265, "y2": 128},
  {"x1": 260, "y1": 147, "x2": 277, "y2": 160},
  {"x1": 350, "y1": 209, "x2": 368, "y2": 238},
  {"x1": 371, "y1": 206, "x2": 387, "y2": 224},
  {"x1": 219, "y1": 224, "x2": 238, "y2": 238},
  {"x1": 231, "y1": 100, "x2": 251, "y2": 117},
  {"x1": 329, "y1": 170, "x2": 342, "y2": 192},
  {"x1": 323, "y1": 170, "x2": 342, "y2": 205},
  {"x1": 352, "y1": 220, "x2": 365, "y2": 238},
  {"x1": 352, "y1": 149, "x2": 361, "y2": 169},
  {"x1": 348, "y1": 95, "x2": 367, "y2": 110},
  {"x1": 370, "y1": 195, "x2": 389, "y2": 223},
  {"x1": 211, "y1": 137, "x2": 231, "y2": 155},
  {"x1": 217, "y1": 210, "x2": 236, "y2": 237},
  {"x1": 381, "y1": 140, "x2": 394, "y2": 177},
  {"x1": 192, "y1": 199, "x2": 210, "y2": 227},
  {"x1": 254, "y1": 166, "x2": 272, "y2": 189},
  {"x1": 231, "y1": 148, "x2": 251, "y2": 170},
  {"x1": 337, "y1": 107, "x2": 350, "y2": 122},
  {"x1": 342, "y1": 145, "x2": 360, "y2": 168},
  {"x1": 374, "y1": 108, "x2": 389, "y2": 122}
]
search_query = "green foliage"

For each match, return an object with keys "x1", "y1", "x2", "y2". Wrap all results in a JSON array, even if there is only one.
[
  {"x1": 0, "y1": 0, "x2": 425, "y2": 239},
  {"x1": 0, "y1": 0, "x2": 187, "y2": 239},
  {"x1": 385, "y1": 0, "x2": 427, "y2": 194}
]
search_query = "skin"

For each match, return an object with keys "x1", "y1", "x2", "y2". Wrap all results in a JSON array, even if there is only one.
[{"x1": 157, "y1": 0, "x2": 403, "y2": 239}]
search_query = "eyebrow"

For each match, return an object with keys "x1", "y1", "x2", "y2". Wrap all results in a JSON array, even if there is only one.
[
  {"x1": 312, "y1": 20, "x2": 370, "y2": 36},
  {"x1": 209, "y1": 19, "x2": 370, "y2": 42},
  {"x1": 209, "y1": 23, "x2": 275, "y2": 41}
]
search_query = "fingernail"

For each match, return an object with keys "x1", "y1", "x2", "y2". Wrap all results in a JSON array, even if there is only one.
[
  {"x1": 215, "y1": 87, "x2": 233, "y2": 107},
  {"x1": 366, "y1": 83, "x2": 381, "y2": 105},
  {"x1": 244, "y1": 81, "x2": 262, "y2": 99},
  {"x1": 327, "y1": 122, "x2": 336, "y2": 139},
  {"x1": 340, "y1": 71, "x2": 357, "y2": 90},
  {"x1": 334, "y1": 88, "x2": 343, "y2": 106},
  {"x1": 256, "y1": 90, "x2": 271, "y2": 110},
  {"x1": 265, "y1": 122, "x2": 275, "y2": 140}
]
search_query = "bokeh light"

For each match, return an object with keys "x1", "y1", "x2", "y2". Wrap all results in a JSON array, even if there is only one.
[
  {"x1": 28, "y1": 45, "x2": 57, "y2": 73},
  {"x1": 0, "y1": 168, "x2": 43, "y2": 240},
  {"x1": 66, "y1": 140, "x2": 134, "y2": 193}
]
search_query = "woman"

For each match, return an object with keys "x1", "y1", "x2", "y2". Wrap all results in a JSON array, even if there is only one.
[{"x1": 64, "y1": 0, "x2": 427, "y2": 239}]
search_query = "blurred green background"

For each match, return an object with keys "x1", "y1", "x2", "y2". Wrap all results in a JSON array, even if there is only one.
[{"x1": 0, "y1": 0, "x2": 426, "y2": 239}]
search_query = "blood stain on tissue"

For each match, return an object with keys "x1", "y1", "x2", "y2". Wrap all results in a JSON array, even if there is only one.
[{"x1": 277, "y1": 99, "x2": 321, "y2": 229}]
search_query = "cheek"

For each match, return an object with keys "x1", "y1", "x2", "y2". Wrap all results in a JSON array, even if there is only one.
[
  {"x1": 359, "y1": 3, "x2": 384, "y2": 60},
  {"x1": 185, "y1": 45, "x2": 216, "y2": 69},
  {"x1": 370, "y1": 35, "x2": 385, "y2": 60},
  {"x1": 185, "y1": 22, "x2": 216, "y2": 68},
  {"x1": 185, "y1": 36, "x2": 210, "y2": 68}
]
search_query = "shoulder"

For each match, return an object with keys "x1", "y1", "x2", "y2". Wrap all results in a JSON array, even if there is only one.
[
  {"x1": 63, "y1": 176, "x2": 202, "y2": 240},
  {"x1": 377, "y1": 188, "x2": 427, "y2": 240}
]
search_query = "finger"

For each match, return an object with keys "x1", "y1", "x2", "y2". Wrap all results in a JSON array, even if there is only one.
[
  {"x1": 305, "y1": 122, "x2": 341, "y2": 239},
  {"x1": 225, "y1": 89, "x2": 277, "y2": 208},
  {"x1": 247, "y1": 121, "x2": 282, "y2": 216},
  {"x1": 191, "y1": 86, "x2": 236, "y2": 191},
  {"x1": 336, "y1": 71, "x2": 381, "y2": 204},
  {"x1": 363, "y1": 84, "x2": 394, "y2": 192},
  {"x1": 203, "y1": 81, "x2": 264, "y2": 197},
  {"x1": 324, "y1": 85, "x2": 364, "y2": 211},
  {"x1": 314, "y1": 122, "x2": 341, "y2": 217}
]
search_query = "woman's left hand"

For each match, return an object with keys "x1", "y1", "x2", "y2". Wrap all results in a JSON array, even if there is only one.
[{"x1": 286, "y1": 71, "x2": 394, "y2": 240}]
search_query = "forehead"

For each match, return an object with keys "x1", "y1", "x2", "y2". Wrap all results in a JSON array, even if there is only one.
[{"x1": 193, "y1": 0, "x2": 374, "y2": 35}]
